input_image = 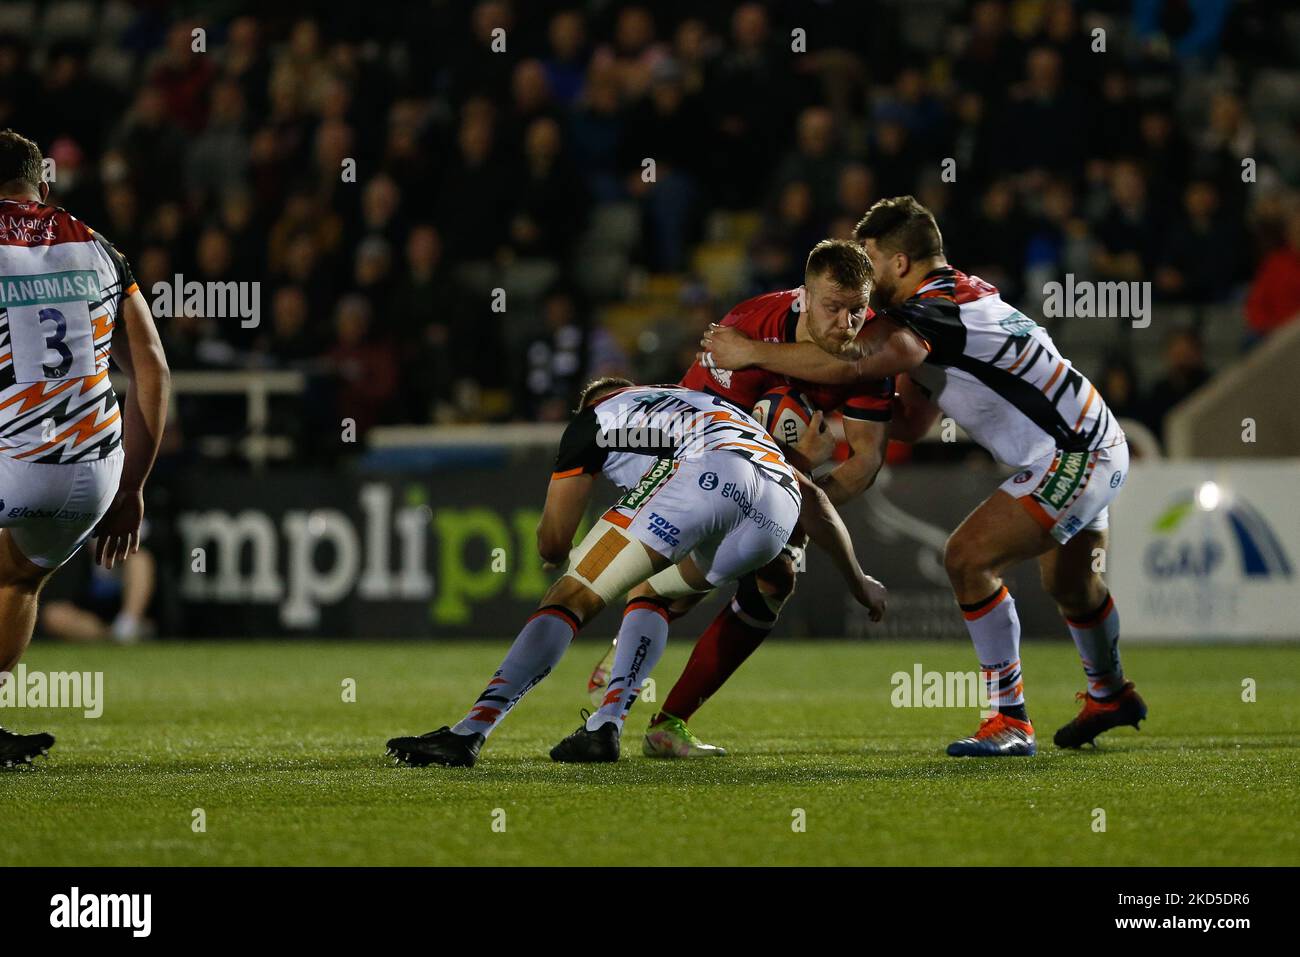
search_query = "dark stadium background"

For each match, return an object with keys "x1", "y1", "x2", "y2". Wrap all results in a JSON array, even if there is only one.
[{"x1": 5, "y1": 0, "x2": 1298, "y2": 639}]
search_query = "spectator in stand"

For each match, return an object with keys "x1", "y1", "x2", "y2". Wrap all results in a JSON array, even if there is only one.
[
  {"x1": 954, "y1": 0, "x2": 1025, "y2": 102},
  {"x1": 42, "y1": 42, "x2": 114, "y2": 155},
  {"x1": 766, "y1": 180, "x2": 823, "y2": 277},
  {"x1": 567, "y1": 60, "x2": 624, "y2": 203},
  {"x1": 1156, "y1": 179, "x2": 1241, "y2": 304},
  {"x1": 519, "y1": 286, "x2": 589, "y2": 422},
  {"x1": 147, "y1": 20, "x2": 216, "y2": 132},
  {"x1": 956, "y1": 179, "x2": 1028, "y2": 302},
  {"x1": 1245, "y1": 204, "x2": 1300, "y2": 341},
  {"x1": 870, "y1": 110, "x2": 922, "y2": 201},
  {"x1": 543, "y1": 9, "x2": 590, "y2": 107},
  {"x1": 708, "y1": 3, "x2": 795, "y2": 209},
  {"x1": 259, "y1": 285, "x2": 318, "y2": 367},
  {"x1": 621, "y1": 61, "x2": 706, "y2": 271},
  {"x1": 0, "y1": 35, "x2": 40, "y2": 139},
  {"x1": 1196, "y1": 90, "x2": 1255, "y2": 211},
  {"x1": 1138, "y1": 330, "x2": 1212, "y2": 442},
  {"x1": 1092, "y1": 159, "x2": 1163, "y2": 285},
  {"x1": 773, "y1": 107, "x2": 846, "y2": 217},
  {"x1": 505, "y1": 59, "x2": 559, "y2": 156},
  {"x1": 510, "y1": 116, "x2": 588, "y2": 262},
  {"x1": 1097, "y1": 354, "x2": 1143, "y2": 422},
  {"x1": 1134, "y1": 104, "x2": 1189, "y2": 217},
  {"x1": 359, "y1": 173, "x2": 406, "y2": 249},
  {"x1": 352, "y1": 236, "x2": 394, "y2": 322},
  {"x1": 595, "y1": 5, "x2": 669, "y2": 103},
  {"x1": 436, "y1": 109, "x2": 511, "y2": 262},
  {"x1": 328, "y1": 295, "x2": 399, "y2": 436},
  {"x1": 833, "y1": 164, "x2": 874, "y2": 227},
  {"x1": 997, "y1": 46, "x2": 1082, "y2": 175},
  {"x1": 111, "y1": 85, "x2": 187, "y2": 208},
  {"x1": 390, "y1": 225, "x2": 461, "y2": 421}
]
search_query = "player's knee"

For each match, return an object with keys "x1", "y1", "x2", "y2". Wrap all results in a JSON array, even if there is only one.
[
  {"x1": 0, "y1": 562, "x2": 50, "y2": 590},
  {"x1": 539, "y1": 576, "x2": 603, "y2": 627},
  {"x1": 0, "y1": 533, "x2": 50, "y2": 589},
  {"x1": 627, "y1": 580, "x2": 657, "y2": 601},
  {"x1": 942, "y1": 534, "x2": 981, "y2": 585},
  {"x1": 1044, "y1": 569, "x2": 1104, "y2": 614},
  {"x1": 756, "y1": 554, "x2": 798, "y2": 603},
  {"x1": 733, "y1": 571, "x2": 778, "y2": 626},
  {"x1": 736, "y1": 556, "x2": 797, "y2": 624}
]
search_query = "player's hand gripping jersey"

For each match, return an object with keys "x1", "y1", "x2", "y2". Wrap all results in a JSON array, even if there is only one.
[
  {"x1": 889, "y1": 266, "x2": 1128, "y2": 543},
  {"x1": 552, "y1": 385, "x2": 802, "y2": 587},
  {"x1": 682, "y1": 288, "x2": 894, "y2": 425},
  {"x1": 0, "y1": 200, "x2": 132, "y2": 462}
]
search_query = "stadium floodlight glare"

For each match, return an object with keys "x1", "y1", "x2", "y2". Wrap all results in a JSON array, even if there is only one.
[{"x1": 1195, "y1": 481, "x2": 1222, "y2": 511}]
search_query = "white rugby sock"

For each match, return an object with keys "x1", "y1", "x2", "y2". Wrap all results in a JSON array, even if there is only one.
[
  {"x1": 1065, "y1": 593, "x2": 1124, "y2": 698},
  {"x1": 589, "y1": 599, "x2": 670, "y2": 730},
  {"x1": 960, "y1": 586, "x2": 1026, "y2": 712},
  {"x1": 452, "y1": 606, "x2": 578, "y2": 738}
]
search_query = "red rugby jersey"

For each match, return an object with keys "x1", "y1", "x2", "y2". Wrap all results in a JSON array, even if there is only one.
[{"x1": 680, "y1": 288, "x2": 893, "y2": 422}]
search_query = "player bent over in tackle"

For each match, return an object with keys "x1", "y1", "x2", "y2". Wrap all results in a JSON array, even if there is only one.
[
  {"x1": 0, "y1": 130, "x2": 170, "y2": 767},
  {"x1": 386, "y1": 379, "x2": 886, "y2": 768},
  {"x1": 704, "y1": 196, "x2": 1146, "y2": 757},
  {"x1": 589, "y1": 239, "x2": 894, "y2": 758}
]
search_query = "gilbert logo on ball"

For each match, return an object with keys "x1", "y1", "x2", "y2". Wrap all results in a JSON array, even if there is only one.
[{"x1": 752, "y1": 386, "x2": 816, "y2": 446}]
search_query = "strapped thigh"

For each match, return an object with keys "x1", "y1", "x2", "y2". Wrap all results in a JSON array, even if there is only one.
[{"x1": 565, "y1": 518, "x2": 659, "y2": 603}]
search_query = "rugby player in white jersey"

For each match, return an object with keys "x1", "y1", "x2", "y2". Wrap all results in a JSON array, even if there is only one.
[
  {"x1": 386, "y1": 378, "x2": 887, "y2": 767},
  {"x1": 703, "y1": 196, "x2": 1146, "y2": 757},
  {"x1": 0, "y1": 130, "x2": 170, "y2": 767}
]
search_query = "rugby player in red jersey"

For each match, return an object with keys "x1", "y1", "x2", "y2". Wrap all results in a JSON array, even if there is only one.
[
  {"x1": 588, "y1": 239, "x2": 896, "y2": 758},
  {"x1": 704, "y1": 197, "x2": 1147, "y2": 757}
]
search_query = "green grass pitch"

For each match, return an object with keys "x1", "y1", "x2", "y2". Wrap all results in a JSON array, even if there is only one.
[{"x1": 3, "y1": 639, "x2": 1297, "y2": 866}]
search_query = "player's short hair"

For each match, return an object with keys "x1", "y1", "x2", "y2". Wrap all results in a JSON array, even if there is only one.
[
  {"x1": 853, "y1": 195, "x2": 944, "y2": 261},
  {"x1": 804, "y1": 238, "x2": 874, "y2": 293},
  {"x1": 576, "y1": 376, "x2": 634, "y2": 412},
  {"x1": 0, "y1": 129, "x2": 43, "y2": 194}
]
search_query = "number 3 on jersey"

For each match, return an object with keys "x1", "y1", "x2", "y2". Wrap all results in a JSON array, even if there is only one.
[{"x1": 6, "y1": 299, "x2": 95, "y2": 384}]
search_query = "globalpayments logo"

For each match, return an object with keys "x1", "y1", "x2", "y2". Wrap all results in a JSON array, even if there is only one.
[{"x1": 1145, "y1": 484, "x2": 1293, "y2": 580}]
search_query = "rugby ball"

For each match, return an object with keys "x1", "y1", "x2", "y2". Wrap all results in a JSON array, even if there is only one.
[{"x1": 752, "y1": 386, "x2": 817, "y2": 446}]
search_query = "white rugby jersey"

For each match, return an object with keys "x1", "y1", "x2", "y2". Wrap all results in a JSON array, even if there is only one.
[
  {"x1": 888, "y1": 267, "x2": 1124, "y2": 469},
  {"x1": 552, "y1": 385, "x2": 799, "y2": 504},
  {"x1": 0, "y1": 199, "x2": 134, "y2": 462}
]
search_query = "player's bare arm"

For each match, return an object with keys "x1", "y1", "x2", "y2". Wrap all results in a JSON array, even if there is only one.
[
  {"x1": 94, "y1": 289, "x2": 170, "y2": 570},
  {"x1": 818, "y1": 416, "x2": 888, "y2": 505},
  {"x1": 536, "y1": 472, "x2": 596, "y2": 566},
  {"x1": 785, "y1": 409, "x2": 836, "y2": 472},
  {"x1": 795, "y1": 472, "x2": 886, "y2": 621},
  {"x1": 702, "y1": 318, "x2": 928, "y2": 384},
  {"x1": 887, "y1": 373, "x2": 944, "y2": 443}
]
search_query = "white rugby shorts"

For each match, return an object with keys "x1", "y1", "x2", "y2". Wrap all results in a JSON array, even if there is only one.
[
  {"x1": 598, "y1": 451, "x2": 801, "y2": 586},
  {"x1": 0, "y1": 450, "x2": 124, "y2": 567},
  {"x1": 1000, "y1": 440, "x2": 1129, "y2": 545}
]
